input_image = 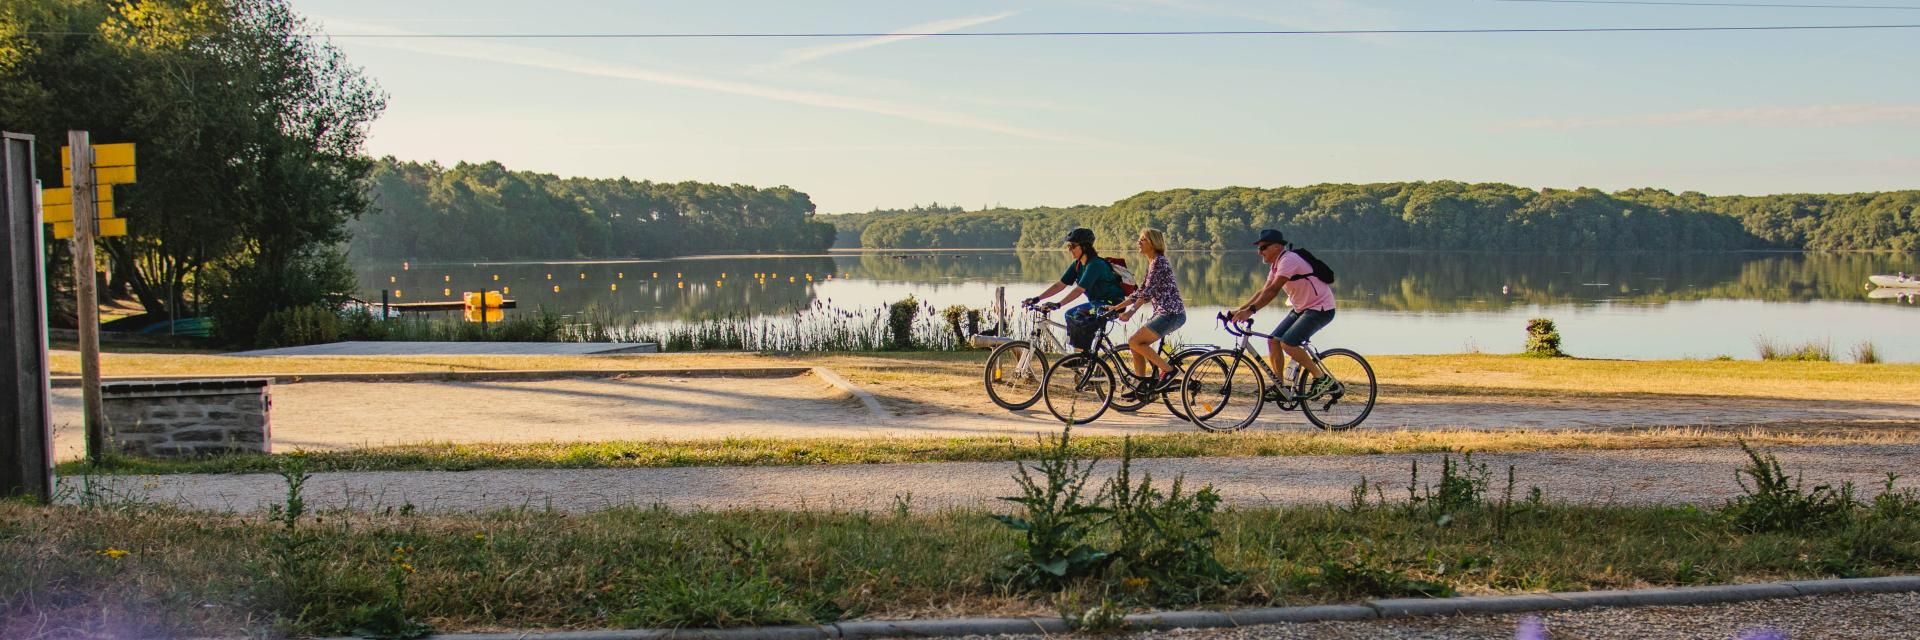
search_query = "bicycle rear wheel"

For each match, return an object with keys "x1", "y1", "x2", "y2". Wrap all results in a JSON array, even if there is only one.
[
  {"x1": 1044, "y1": 352, "x2": 1115, "y2": 425},
  {"x1": 1297, "y1": 348, "x2": 1378, "y2": 431},
  {"x1": 1161, "y1": 347, "x2": 1209, "y2": 422},
  {"x1": 984, "y1": 341, "x2": 1047, "y2": 410},
  {"x1": 1181, "y1": 350, "x2": 1264, "y2": 432}
]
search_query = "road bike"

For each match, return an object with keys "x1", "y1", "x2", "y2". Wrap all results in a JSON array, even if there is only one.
[
  {"x1": 1179, "y1": 312, "x2": 1378, "y2": 432},
  {"x1": 1040, "y1": 307, "x2": 1210, "y2": 425},
  {"x1": 982, "y1": 301, "x2": 1071, "y2": 410}
]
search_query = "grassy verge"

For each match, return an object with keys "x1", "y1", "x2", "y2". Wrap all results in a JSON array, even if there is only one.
[
  {"x1": 51, "y1": 351, "x2": 1920, "y2": 403},
  {"x1": 55, "y1": 426, "x2": 1920, "y2": 475},
  {"x1": 10, "y1": 446, "x2": 1919, "y2": 638}
]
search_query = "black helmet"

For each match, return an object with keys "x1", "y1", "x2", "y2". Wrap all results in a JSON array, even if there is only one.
[{"x1": 1063, "y1": 227, "x2": 1095, "y2": 246}]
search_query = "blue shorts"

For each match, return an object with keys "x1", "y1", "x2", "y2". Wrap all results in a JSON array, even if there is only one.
[
  {"x1": 1142, "y1": 312, "x2": 1186, "y2": 337},
  {"x1": 1272, "y1": 308, "x2": 1335, "y2": 347}
]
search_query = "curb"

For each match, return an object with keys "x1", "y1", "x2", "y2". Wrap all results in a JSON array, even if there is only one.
[
  {"x1": 349, "y1": 575, "x2": 1920, "y2": 639},
  {"x1": 48, "y1": 368, "x2": 816, "y2": 388},
  {"x1": 808, "y1": 367, "x2": 893, "y2": 420}
]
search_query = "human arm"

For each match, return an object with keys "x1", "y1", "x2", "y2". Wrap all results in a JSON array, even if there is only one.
[
  {"x1": 1231, "y1": 271, "x2": 1288, "y2": 322},
  {"x1": 1023, "y1": 281, "x2": 1068, "y2": 307}
]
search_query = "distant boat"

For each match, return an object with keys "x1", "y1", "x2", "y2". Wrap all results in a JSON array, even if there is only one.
[{"x1": 1868, "y1": 274, "x2": 1920, "y2": 288}]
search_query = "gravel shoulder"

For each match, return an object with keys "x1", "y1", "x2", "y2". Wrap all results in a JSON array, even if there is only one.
[
  {"x1": 66, "y1": 444, "x2": 1920, "y2": 513},
  {"x1": 963, "y1": 592, "x2": 1920, "y2": 640}
]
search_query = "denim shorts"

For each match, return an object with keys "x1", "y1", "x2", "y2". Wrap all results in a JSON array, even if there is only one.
[
  {"x1": 1142, "y1": 312, "x2": 1186, "y2": 337},
  {"x1": 1272, "y1": 308, "x2": 1335, "y2": 347}
]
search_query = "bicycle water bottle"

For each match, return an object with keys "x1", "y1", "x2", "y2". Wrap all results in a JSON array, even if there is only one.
[{"x1": 1286, "y1": 362, "x2": 1300, "y2": 381}]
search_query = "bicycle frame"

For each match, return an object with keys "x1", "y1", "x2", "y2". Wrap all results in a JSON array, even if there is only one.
[{"x1": 1217, "y1": 313, "x2": 1325, "y2": 400}]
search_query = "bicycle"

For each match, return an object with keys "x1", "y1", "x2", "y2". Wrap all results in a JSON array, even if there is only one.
[
  {"x1": 1040, "y1": 307, "x2": 1210, "y2": 425},
  {"x1": 1179, "y1": 312, "x2": 1378, "y2": 432},
  {"x1": 982, "y1": 301, "x2": 1070, "y2": 410}
]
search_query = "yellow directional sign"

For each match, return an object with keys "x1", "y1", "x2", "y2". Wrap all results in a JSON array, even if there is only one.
[
  {"x1": 49, "y1": 218, "x2": 127, "y2": 240},
  {"x1": 39, "y1": 185, "x2": 112, "y2": 206},
  {"x1": 42, "y1": 199, "x2": 115, "y2": 223},
  {"x1": 59, "y1": 143, "x2": 137, "y2": 185},
  {"x1": 40, "y1": 185, "x2": 116, "y2": 223}
]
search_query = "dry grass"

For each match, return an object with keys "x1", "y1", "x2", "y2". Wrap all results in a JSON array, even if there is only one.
[
  {"x1": 59, "y1": 426, "x2": 1920, "y2": 475},
  {"x1": 52, "y1": 350, "x2": 1918, "y2": 404}
]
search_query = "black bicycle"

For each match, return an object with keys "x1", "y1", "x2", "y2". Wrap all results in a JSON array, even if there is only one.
[
  {"x1": 1040, "y1": 307, "x2": 1210, "y2": 425},
  {"x1": 1179, "y1": 312, "x2": 1378, "y2": 432}
]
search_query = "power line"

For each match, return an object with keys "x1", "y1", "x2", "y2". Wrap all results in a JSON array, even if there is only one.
[
  {"x1": 312, "y1": 23, "x2": 1920, "y2": 38},
  {"x1": 26, "y1": 23, "x2": 1920, "y2": 39},
  {"x1": 1493, "y1": 0, "x2": 1920, "y2": 9}
]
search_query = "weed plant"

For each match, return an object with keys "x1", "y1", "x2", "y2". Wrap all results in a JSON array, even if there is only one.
[{"x1": 1754, "y1": 336, "x2": 1833, "y2": 362}]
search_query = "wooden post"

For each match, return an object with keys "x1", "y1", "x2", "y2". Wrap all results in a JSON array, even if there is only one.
[
  {"x1": 69, "y1": 131, "x2": 106, "y2": 465},
  {"x1": 994, "y1": 286, "x2": 1006, "y2": 327},
  {"x1": 2, "y1": 131, "x2": 54, "y2": 501}
]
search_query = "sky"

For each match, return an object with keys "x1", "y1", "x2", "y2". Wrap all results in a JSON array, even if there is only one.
[{"x1": 292, "y1": 0, "x2": 1920, "y2": 213}]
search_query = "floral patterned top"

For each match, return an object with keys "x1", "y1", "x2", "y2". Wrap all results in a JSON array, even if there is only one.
[{"x1": 1126, "y1": 255, "x2": 1185, "y2": 316}]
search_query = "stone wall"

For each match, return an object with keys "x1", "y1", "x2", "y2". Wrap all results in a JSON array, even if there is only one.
[{"x1": 102, "y1": 379, "x2": 271, "y2": 458}]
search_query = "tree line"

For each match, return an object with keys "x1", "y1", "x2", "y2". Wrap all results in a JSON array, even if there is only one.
[
  {"x1": 349, "y1": 159, "x2": 836, "y2": 261},
  {"x1": 822, "y1": 182, "x2": 1919, "y2": 252}
]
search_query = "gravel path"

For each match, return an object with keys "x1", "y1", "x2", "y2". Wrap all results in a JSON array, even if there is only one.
[
  {"x1": 964, "y1": 592, "x2": 1920, "y2": 639},
  {"x1": 63, "y1": 444, "x2": 1920, "y2": 513},
  {"x1": 49, "y1": 375, "x2": 1920, "y2": 461}
]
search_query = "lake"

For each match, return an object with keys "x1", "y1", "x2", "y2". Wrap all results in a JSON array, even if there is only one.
[{"x1": 353, "y1": 251, "x2": 1920, "y2": 362}]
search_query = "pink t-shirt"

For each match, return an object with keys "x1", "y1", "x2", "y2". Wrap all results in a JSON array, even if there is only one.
[{"x1": 1269, "y1": 251, "x2": 1336, "y2": 311}]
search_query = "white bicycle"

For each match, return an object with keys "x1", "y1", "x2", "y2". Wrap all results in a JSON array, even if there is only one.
[{"x1": 982, "y1": 301, "x2": 1069, "y2": 410}]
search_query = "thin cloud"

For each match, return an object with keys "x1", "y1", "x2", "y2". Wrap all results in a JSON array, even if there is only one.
[
  {"x1": 761, "y1": 10, "x2": 1021, "y2": 71},
  {"x1": 319, "y1": 18, "x2": 1093, "y2": 145},
  {"x1": 1505, "y1": 104, "x2": 1920, "y2": 129}
]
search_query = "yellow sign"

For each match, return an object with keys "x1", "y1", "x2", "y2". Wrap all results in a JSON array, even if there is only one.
[
  {"x1": 42, "y1": 200, "x2": 117, "y2": 223},
  {"x1": 464, "y1": 307, "x2": 503, "y2": 324},
  {"x1": 59, "y1": 143, "x2": 137, "y2": 185},
  {"x1": 48, "y1": 218, "x2": 127, "y2": 239},
  {"x1": 40, "y1": 185, "x2": 112, "y2": 206}
]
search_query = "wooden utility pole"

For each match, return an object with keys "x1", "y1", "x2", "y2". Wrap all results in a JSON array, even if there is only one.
[
  {"x1": 2, "y1": 131, "x2": 54, "y2": 502},
  {"x1": 68, "y1": 131, "x2": 106, "y2": 464}
]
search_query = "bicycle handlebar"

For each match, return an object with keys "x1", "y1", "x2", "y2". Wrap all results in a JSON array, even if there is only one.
[{"x1": 1216, "y1": 311, "x2": 1256, "y2": 337}]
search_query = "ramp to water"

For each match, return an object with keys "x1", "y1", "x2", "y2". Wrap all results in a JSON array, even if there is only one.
[{"x1": 229, "y1": 341, "x2": 659, "y2": 356}]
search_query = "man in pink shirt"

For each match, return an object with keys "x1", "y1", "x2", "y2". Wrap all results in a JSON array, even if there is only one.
[{"x1": 1230, "y1": 229, "x2": 1337, "y2": 398}]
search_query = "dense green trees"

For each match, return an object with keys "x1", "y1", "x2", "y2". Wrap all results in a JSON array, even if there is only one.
[
  {"x1": 3, "y1": 0, "x2": 385, "y2": 343},
  {"x1": 838, "y1": 183, "x2": 1916, "y2": 252},
  {"x1": 348, "y1": 159, "x2": 835, "y2": 260}
]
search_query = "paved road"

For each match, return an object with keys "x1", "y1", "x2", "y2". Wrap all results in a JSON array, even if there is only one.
[{"x1": 62, "y1": 444, "x2": 1920, "y2": 514}]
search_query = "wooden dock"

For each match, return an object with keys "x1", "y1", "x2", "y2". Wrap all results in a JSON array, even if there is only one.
[{"x1": 385, "y1": 299, "x2": 518, "y2": 312}]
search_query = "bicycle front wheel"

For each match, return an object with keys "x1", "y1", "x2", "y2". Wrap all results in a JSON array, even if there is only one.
[
  {"x1": 1181, "y1": 350, "x2": 1265, "y2": 433},
  {"x1": 1044, "y1": 352, "x2": 1115, "y2": 425},
  {"x1": 984, "y1": 340, "x2": 1047, "y2": 410},
  {"x1": 1297, "y1": 348, "x2": 1378, "y2": 431}
]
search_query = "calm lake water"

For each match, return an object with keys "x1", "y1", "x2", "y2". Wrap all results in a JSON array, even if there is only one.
[{"x1": 354, "y1": 251, "x2": 1920, "y2": 362}]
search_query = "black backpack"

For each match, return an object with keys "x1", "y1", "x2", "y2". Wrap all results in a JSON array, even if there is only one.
[{"x1": 1286, "y1": 248, "x2": 1336, "y2": 285}]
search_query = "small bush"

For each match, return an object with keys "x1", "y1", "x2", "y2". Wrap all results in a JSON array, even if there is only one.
[
  {"x1": 993, "y1": 427, "x2": 1112, "y2": 590},
  {"x1": 886, "y1": 296, "x2": 922, "y2": 350},
  {"x1": 1524, "y1": 318, "x2": 1565, "y2": 358},
  {"x1": 1754, "y1": 337, "x2": 1832, "y2": 362},
  {"x1": 1721, "y1": 442, "x2": 1855, "y2": 532},
  {"x1": 254, "y1": 305, "x2": 345, "y2": 348},
  {"x1": 1106, "y1": 439, "x2": 1239, "y2": 605},
  {"x1": 1291, "y1": 542, "x2": 1456, "y2": 599},
  {"x1": 1850, "y1": 341, "x2": 1881, "y2": 364},
  {"x1": 1406, "y1": 453, "x2": 1491, "y2": 524},
  {"x1": 941, "y1": 305, "x2": 982, "y2": 343}
]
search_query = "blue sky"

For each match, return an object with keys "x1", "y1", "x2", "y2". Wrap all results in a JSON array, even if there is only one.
[{"x1": 294, "y1": 0, "x2": 1920, "y2": 212}]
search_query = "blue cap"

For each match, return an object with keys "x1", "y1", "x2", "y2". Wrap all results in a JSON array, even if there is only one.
[{"x1": 1254, "y1": 229, "x2": 1286, "y2": 246}]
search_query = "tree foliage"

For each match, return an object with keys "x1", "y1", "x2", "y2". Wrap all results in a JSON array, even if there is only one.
[
  {"x1": 843, "y1": 183, "x2": 1918, "y2": 252},
  {"x1": 1, "y1": 0, "x2": 385, "y2": 344},
  {"x1": 348, "y1": 159, "x2": 835, "y2": 260}
]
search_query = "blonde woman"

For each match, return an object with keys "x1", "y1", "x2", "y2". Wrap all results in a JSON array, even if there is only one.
[{"x1": 1108, "y1": 228, "x2": 1186, "y2": 395}]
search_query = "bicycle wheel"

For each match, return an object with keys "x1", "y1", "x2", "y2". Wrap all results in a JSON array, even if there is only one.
[
  {"x1": 984, "y1": 340, "x2": 1048, "y2": 410},
  {"x1": 1044, "y1": 352, "x2": 1115, "y2": 425},
  {"x1": 1104, "y1": 348, "x2": 1154, "y2": 413},
  {"x1": 1160, "y1": 347, "x2": 1210, "y2": 421},
  {"x1": 1296, "y1": 348, "x2": 1378, "y2": 431},
  {"x1": 1181, "y1": 350, "x2": 1265, "y2": 433}
]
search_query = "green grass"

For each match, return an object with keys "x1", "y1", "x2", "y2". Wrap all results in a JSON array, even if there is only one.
[
  {"x1": 54, "y1": 426, "x2": 1920, "y2": 475},
  {"x1": 7, "y1": 478, "x2": 1918, "y2": 637}
]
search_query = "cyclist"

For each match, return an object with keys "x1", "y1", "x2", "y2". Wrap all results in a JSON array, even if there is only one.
[
  {"x1": 1022, "y1": 227, "x2": 1125, "y2": 353},
  {"x1": 1109, "y1": 228, "x2": 1185, "y2": 395},
  {"x1": 1230, "y1": 229, "x2": 1337, "y2": 397}
]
